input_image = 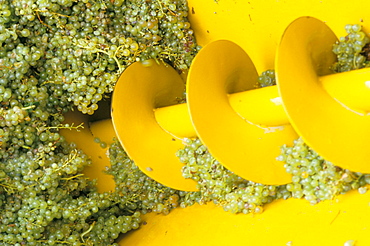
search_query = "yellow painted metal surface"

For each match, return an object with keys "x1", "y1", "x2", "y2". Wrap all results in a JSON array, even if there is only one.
[
  {"x1": 277, "y1": 17, "x2": 370, "y2": 174},
  {"x1": 187, "y1": 0, "x2": 370, "y2": 73},
  {"x1": 322, "y1": 68, "x2": 370, "y2": 114},
  {"x1": 111, "y1": 60, "x2": 198, "y2": 191},
  {"x1": 119, "y1": 187, "x2": 370, "y2": 246},
  {"x1": 155, "y1": 103, "x2": 197, "y2": 139},
  {"x1": 229, "y1": 85, "x2": 290, "y2": 126}
]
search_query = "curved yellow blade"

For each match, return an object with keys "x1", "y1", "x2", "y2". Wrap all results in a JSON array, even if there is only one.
[
  {"x1": 111, "y1": 61, "x2": 197, "y2": 191},
  {"x1": 277, "y1": 16, "x2": 370, "y2": 173},
  {"x1": 187, "y1": 40, "x2": 295, "y2": 185}
]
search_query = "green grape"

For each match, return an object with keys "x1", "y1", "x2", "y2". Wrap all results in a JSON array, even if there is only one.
[
  {"x1": 257, "y1": 69, "x2": 276, "y2": 87},
  {"x1": 332, "y1": 24, "x2": 370, "y2": 72},
  {"x1": 176, "y1": 138, "x2": 289, "y2": 214},
  {"x1": 14, "y1": 0, "x2": 200, "y2": 115},
  {"x1": 278, "y1": 138, "x2": 370, "y2": 205},
  {"x1": 105, "y1": 139, "x2": 194, "y2": 215}
]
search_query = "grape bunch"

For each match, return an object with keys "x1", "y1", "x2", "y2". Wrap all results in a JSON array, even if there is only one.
[
  {"x1": 277, "y1": 138, "x2": 370, "y2": 205},
  {"x1": 175, "y1": 136, "x2": 370, "y2": 214},
  {"x1": 177, "y1": 138, "x2": 290, "y2": 214},
  {"x1": 106, "y1": 139, "x2": 199, "y2": 216},
  {"x1": 332, "y1": 24, "x2": 370, "y2": 72},
  {"x1": 0, "y1": 133, "x2": 143, "y2": 245},
  {"x1": 1, "y1": 0, "x2": 200, "y2": 115},
  {"x1": 256, "y1": 69, "x2": 276, "y2": 87}
]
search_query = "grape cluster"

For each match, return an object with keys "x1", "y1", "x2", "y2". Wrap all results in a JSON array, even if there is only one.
[
  {"x1": 0, "y1": 133, "x2": 143, "y2": 245},
  {"x1": 256, "y1": 69, "x2": 276, "y2": 87},
  {"x1": 0, "y1": 105, "x2": 29, "y2": 127},
  {"x1": 1, "y1": 0, "x2": 200, "y2": 115},
  {"x1": 277, "y1": 138, "x2": 370, "y2": 205},
  {"x1": 176, "y1": 136, "x2": 370, "y2": 214},
  {"x1": 332, "y1": 24, "x2": 370, "y2": 72},
  {"x1": 177, "y1": 138, "x2": 290, "y2": 214},
  {"x1": 106, "y1": 139, "x2": 198, "y2": 215}
]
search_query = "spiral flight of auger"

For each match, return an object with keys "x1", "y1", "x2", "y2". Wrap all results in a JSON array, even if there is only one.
[{"x1": 111, "y1": 17, "x2": 370, "y2": 192}]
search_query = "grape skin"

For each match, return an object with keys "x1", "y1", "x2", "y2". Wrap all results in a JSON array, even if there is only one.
[{"x1": 256, "y1": 69, "x2": 276, "y2": 87}]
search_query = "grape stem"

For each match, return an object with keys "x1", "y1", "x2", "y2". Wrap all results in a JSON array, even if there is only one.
[
  {"x1": 75, "y1": 41, "x2": 124, "y2": 74},
  {"x1": 35, "y1": 9, "x2": 71, "y2": 18},
  {"x1": 81, "y1": 221, "x2": 96, "y2": 243},
  {"x1": 0, "y1": 183, "x2": 15, "y2": 193},
  {"x1": 41, "y1": 122, "x2": 84, "y2": 132},
  {"x1": 61, "y1": 173, "x2": 85, "y2": 180},
  {"x1": 156, "y1": 0, "x2": 165, "y2": 16},
  {"x1": 61, "y1": 149, "x2": 78, "y2": 169},
  {"x1": 34, "y1": 10, "x2": 51, "y2": 29},
  {"x1": 22, "y1": 105, "x2": 36, "y2": 111}
]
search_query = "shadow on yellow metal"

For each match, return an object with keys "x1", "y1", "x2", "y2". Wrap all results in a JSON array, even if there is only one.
[{"x1": 277, "y1": 16, "x2": 370, "y2": 173}]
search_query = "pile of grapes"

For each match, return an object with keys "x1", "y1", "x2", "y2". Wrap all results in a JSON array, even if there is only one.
[
  {"x1": 106, "y1": 139, "x2": 202, "y2": 216},
  {"x1": 1, "y1": 0, "x2": 199, "y2": 115},
  {"x1": 332, "y1": 24, "x2": 370, "y2": 72},
  {"x1": 0, "y1": 0, "x2": 199, "y2": 245}
]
